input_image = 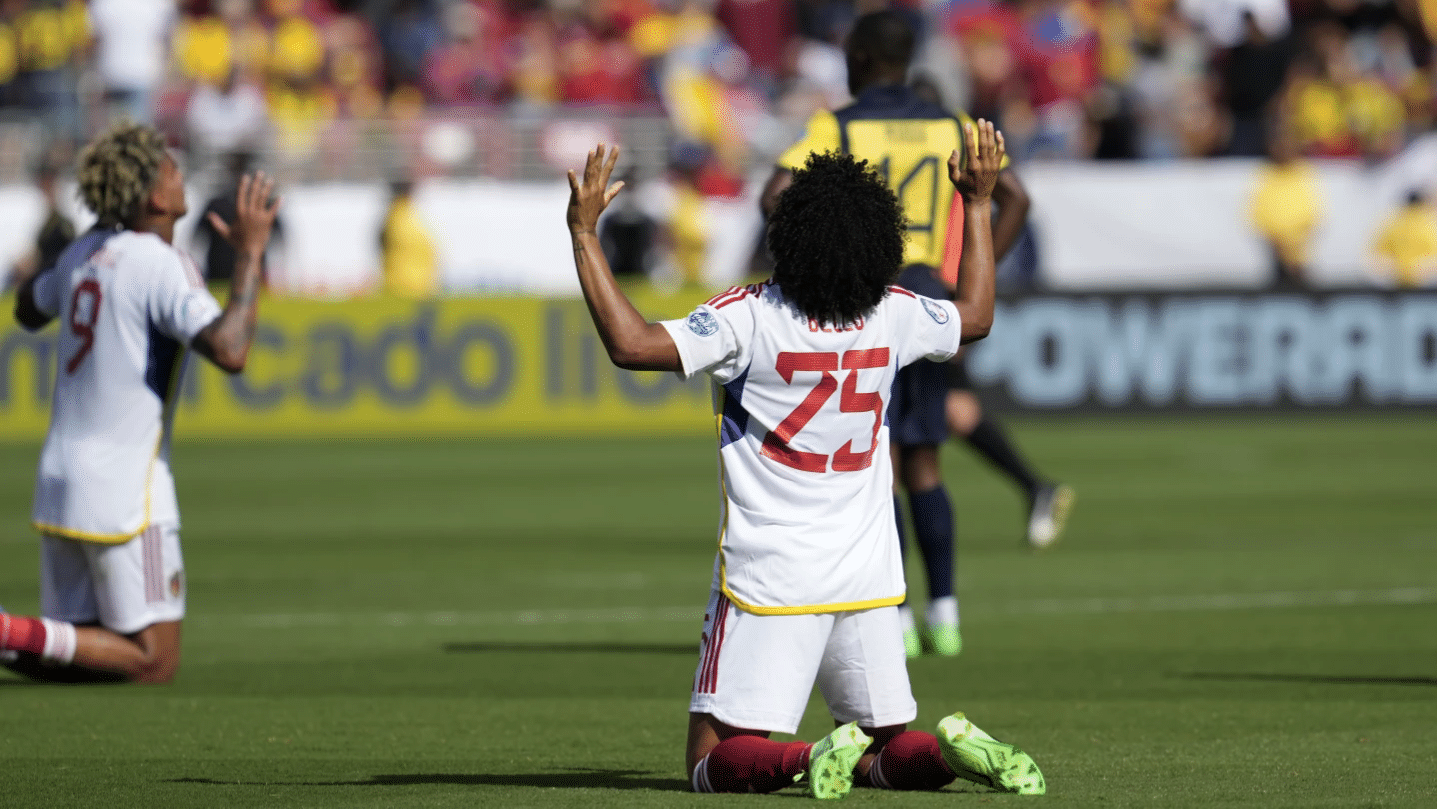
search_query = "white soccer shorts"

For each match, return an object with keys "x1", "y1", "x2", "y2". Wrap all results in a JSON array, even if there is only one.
[
  {"x1": 40, "y1": 524, "x2": 186, "y2": 635},
  {"x1": 689, "y1": 589, "x2": 918, "y2": 734}
]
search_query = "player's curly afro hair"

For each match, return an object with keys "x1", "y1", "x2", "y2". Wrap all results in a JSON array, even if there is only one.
[
  {"x1": 76, "y1": 122, "x2": 168, "y2": 226},
  {"x1": 767, "y1": 151, "x2": 906, "y2": 327}
]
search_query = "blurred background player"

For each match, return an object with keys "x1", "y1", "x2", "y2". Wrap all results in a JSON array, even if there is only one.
[
  {"x1": 1371, "y1": 189, "x2": 1437, "y2": 287},
  {"x1": 3, "y1": 155, "x2": 76, "y2": 294},
  {"x1": 945, "y1": 358, "x2": 1074, "y2": 554},
  {"x1": 379, "y1": 177, "x2": 440, "y2": 298},
  {"x1": 0, "y1": 123, "x2": 278, "y2": 683},
  {"x1": 1249, "y1": 128, "x2": 1323, "y2": 291},
  {"x1": 761, "y1": 10, "x2": 1070, "y2": 659},
  {"x1": 193, "y1": 150, "x2": 286, "y2": 285},
  {"x1": 567, "y1": 130, "x2": 1044, "y2": 798}
]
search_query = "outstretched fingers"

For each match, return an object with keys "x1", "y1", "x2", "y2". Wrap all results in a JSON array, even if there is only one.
[
  {"x1": 601, "y1": 144, "x2": 620, "y2": 185},
  {"x1": 206, "y1": 211, "x2": 231, "y2": 239},
  {"x1": 237, "y1": 171, "x2": 277, "y2": 219},
  {"x1": 603, "y1": 179, "x2": 626, "y2": 206},
  {"x1": 578, "y1": 144, "x2": 625, "y2": 205},
  {"x1": 969, "y1": 122, "x2": 982, "y2": 170}
]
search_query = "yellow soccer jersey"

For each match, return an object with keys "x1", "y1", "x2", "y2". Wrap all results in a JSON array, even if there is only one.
[{"x1": 777, "y1": 86, "x2": 1008, "y2": 269}]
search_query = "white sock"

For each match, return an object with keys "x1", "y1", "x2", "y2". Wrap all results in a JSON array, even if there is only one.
[
  {"x1": 691, "y1": 754, "x2": 714, "y2": 793},
  {"x1": 926, "y1": 596, "x2": 959, "y2": 628},
  {"x1": 39, "y1": 618, "x2": 77, "y2": 664},
  {"x1": 897, "y1": 604, "x2": 917, "y2": 632},
  {"x1": 868, "y1": 749, "x2": 894, "y2": 789}
]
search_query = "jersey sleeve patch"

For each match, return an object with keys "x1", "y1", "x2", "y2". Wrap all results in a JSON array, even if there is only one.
[
  {"x1": 659, "y1": 298, "x2": 754, "y2": 383},
  {"x1": 922, "y1": 298, "x2": 950, "y2": 324},
  {"x1": 686, "y1": 310, "x2": 720, "y2": 337}
]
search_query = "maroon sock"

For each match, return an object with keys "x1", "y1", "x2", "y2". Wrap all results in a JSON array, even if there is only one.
[
  {"x1": 693, "y1": 736, "x2": 812, "y2": 793},
  {"x1": 868, "y1": 731, "x2": 957, "y2": 791},
  {"x1": 0, "y1": 614, "x2": 46, "y2": 655}
]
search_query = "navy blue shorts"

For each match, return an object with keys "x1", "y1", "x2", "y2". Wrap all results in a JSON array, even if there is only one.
[{"x1": 888, "y1": 265, "x2": 952, "y2": 447}]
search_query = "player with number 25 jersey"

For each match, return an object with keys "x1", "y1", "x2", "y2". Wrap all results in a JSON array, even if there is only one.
[
  {"x1": 661, "y1": 282, "x2": 960, "y2": 614},
  {"x1": 567, "y1": 124, "x2": 1044, "y2": 800}
]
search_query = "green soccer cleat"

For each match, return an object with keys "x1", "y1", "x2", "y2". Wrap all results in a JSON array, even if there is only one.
[
  {"x1": 924, "y1": 622, "x2": 962, "y2": 656},
  {"x1": 903, "y1": 625, "x2": 921, "y2": 658},
  {"x1": 807, "y1": 721, "x2": 873, "y2": 800},
  {"x1": 936, "y1": 713, "x2": 1045, "y2": 795}
]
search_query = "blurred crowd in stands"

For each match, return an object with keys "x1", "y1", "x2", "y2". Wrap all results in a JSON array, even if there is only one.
[
  {"x1": 0, "y1": 0, "x2": 1435, "y2": 291},
  {"x1": 0, "y1": 0, "x2": 1431, "y2": 171}
]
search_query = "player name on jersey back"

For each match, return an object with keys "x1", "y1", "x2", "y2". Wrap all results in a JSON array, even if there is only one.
[{"x1": 661, "y1": 282, "x2": 962, "y2": 615}]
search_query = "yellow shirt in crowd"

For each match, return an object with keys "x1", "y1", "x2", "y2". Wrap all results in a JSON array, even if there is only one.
[
  {"x1": 1249, "y1": 160, "x2": 1323, "y2": 266},
  {"x1": 1373, "y1": 203, "x2": 1437, "y2": 287}
]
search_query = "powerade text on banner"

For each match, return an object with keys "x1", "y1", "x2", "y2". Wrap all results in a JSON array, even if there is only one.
[{"x1": 966, "y1": 291, "x2": 1437, "y2": 411}]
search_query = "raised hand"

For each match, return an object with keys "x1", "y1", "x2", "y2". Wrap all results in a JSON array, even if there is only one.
[
  {"x1": 207, "y1": 172, "x2": 280, "y2": 256},
  {"x1": 567, "y1": 143, "x2": 624, "y2": 235},
  {"x1": 949, "y1": 119, "x2": 1006, "y2": 203}
]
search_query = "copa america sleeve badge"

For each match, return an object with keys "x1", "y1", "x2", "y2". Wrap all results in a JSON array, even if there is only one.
[
  {"x1": 687, "y1": 310, "x2": 720, "y2": 337},
  {"x1": 922, "y1": 299, "x2": 950, "y2": 324}
]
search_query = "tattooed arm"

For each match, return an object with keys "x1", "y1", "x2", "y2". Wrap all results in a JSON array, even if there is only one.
[{"x1": 191, "y1": 173, "x2": 279, "y2": 374}]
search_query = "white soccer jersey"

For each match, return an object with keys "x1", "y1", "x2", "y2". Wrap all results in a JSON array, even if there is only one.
[
  {"x1": 661, "y1": 281, "x2": 963, "y2": 615},
  {"x1": 28, "y1": 228, "x2": 223, "y2": 542}
]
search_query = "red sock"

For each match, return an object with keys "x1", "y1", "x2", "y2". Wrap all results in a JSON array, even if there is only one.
[
  {"x1": 0, "y1": 614, "x2": 46, "y2": 655},
  {"x1": 867, "y1": 731, "x2": 956, "y2": 791},
  {"x1": 692, "y1": 736, "x2": 812, "y2": 793}
]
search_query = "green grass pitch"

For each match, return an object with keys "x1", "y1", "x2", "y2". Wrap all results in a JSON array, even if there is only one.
[{"x1": 1, "y1": 415, "x2": 1434, "y2": 807}]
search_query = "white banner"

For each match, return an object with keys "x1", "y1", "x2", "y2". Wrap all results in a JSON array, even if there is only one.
[{"x1": 6, "y1": 140, "x2": 1435, "y2": 294}]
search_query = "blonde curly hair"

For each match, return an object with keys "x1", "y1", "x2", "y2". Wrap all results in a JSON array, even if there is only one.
[{"x1": 76, "y1": 122, "x2": 168, "y2": 225}]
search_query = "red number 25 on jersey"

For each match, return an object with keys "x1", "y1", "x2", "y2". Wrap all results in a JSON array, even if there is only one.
[{"x1": 761, "y1": 349, "x2": 890, "y2": 474}]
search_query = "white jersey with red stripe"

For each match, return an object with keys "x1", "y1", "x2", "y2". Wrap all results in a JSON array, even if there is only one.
[
  {"x1": 660, "y1": 281, "x2": 963, "y2": 615},
  {"x1": 28, "y1": 227, "x2": 222, "y2": 542}
]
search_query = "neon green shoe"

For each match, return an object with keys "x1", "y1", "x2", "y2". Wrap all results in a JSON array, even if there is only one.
[
  {"x1": 924, "y1": 622, "x2": 962, "y2": 656},
  {"x1": 903, "y1": 625, "x2": 921, "y2": 658},
  {"x1": 807, "y1": 721, "x2": 872, "y2": 800},
  {"x1": 936, "y1": 713, "x2": 1045, "y2": 795}
]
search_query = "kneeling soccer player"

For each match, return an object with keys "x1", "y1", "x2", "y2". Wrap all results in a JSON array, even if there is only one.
[
  {"x1": 1, "y1": 123, "x2": 277, "y2": 683},
  {"x1": 565, "y1": 124, "x2": 1045, "y2": 798}
]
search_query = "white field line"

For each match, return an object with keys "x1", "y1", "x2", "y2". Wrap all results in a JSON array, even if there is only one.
[{"x1": 194, "y1": 587, "x2": 1437, "y2": 629}]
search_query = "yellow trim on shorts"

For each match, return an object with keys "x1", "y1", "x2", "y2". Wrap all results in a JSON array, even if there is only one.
[{"x1": 712, "y1": 386, "x2": 907, "y2": 617}]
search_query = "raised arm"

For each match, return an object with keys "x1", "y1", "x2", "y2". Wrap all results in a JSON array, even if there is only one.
[
  {"x1": 191, "y1": 172, "x2": 279, "y2": 374},
  {"x1": 948, "y1": 119, "x2": 1005, "y2": 344},
  {"x1": 567, "y1": 144, "x2": 680, "y2": 372},
  {"x1": 990, "y1": 168, "x2": 1030, "y2": 262}
]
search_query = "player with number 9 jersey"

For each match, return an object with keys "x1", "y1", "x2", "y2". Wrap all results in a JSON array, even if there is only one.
[
  {"x1": 4, "y1": 122, "x2": 277, "y2": 685},
  {"x1": 30, "y1": 229, "x2": 221, "y2": 541},
  {"x1": 660, "y1": 282, "x2": 960, "y2": 614}
]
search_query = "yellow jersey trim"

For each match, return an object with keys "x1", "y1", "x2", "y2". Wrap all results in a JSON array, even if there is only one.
[
  {"x1": 33, "y1": 520, "x2": 145, "y2": 544},
  {"x1": 719, "y1": 587, "x2": 906, "y2": 616},
  {"x1": 33, "y1": 347, "x2": 187, "y2": 546}
]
